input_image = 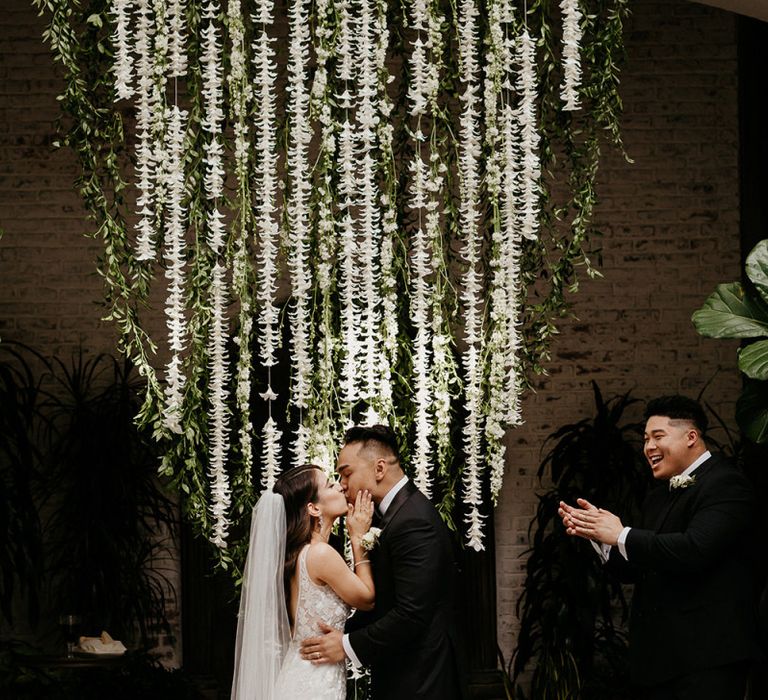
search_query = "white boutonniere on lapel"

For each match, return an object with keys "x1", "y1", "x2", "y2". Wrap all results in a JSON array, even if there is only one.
[
  {"x1": 360, "y1": 527, "x2": 382, "y2": 552},
  {"x1": 669, "y1": 474, "x2": 696, "y2": 491}
]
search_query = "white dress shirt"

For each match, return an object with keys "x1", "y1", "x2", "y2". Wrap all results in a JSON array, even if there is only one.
[
  {"x1": 342, "y1": 476, "x2": 409, "y2": 667},
  {"x1": 592, "y1": 450, "x2": 711, "y2": 562}
]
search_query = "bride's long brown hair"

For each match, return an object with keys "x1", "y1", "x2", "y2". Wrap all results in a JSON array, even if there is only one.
[{"x1": 272, "y1": 464, "x2": 322, "y2": 610}]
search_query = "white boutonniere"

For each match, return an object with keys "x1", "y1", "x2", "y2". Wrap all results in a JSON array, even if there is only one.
[
  {"x1": 669, "y1": 474, "x2": 696, "y2": 490},
  {"x1": 360, "y1": 527, "x2": 382, "y2": 552}
]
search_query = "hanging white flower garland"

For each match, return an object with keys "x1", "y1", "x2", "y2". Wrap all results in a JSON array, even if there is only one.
[
  {"x1": 251, "y1": 0, "x2": 283, "y2": 489},
  {"x1": 560, "y1": 0, "x2": 583, "y2": 111},
  {"x1": 228, "y1": 0, "x2": 255, "y2": 485},
  {"x1": 286, "y1": 0, "x2": 314, "y2": 464},
  {"x1": 167, "y1": 0, "x2": 187, "y2": 78},
  {"x1": 160, "y1": 106, "x2": 188, "y2": 436},
  {"x1": 98, "y1": 0, "x2": 625, "y2": 552},
  {"x1": 201, "y1": 0, "x2": 232, "y2": 546},
  {"x1": 407, "y1": 0, "x2": 440, "y2": 496},
  {"x1": 110, "y1": 0, "x2": 134, "y2": 99},
  {"x1": 458, "y1": 0, "x2": 486, "y2": 550},
  {"x1": 133, "y1": 0, "x2": 158, "y2": 262},
  {"x1": 207, "y1": 261, "x2": 232, "y2": 547},
  {"x1": 357, "y1": 0, "x2": 383, "y2": 411},
  {"x1": 374, "y1": 0, "x2": 398, "y2": 423}
]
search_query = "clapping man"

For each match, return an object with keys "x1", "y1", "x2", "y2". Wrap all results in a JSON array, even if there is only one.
[{"x1": 559, "y1": 395, "x2": 761, "y2": 700}]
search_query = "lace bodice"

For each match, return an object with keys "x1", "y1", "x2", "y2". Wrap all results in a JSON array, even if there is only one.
[
  {"x1": 292, "y1": 544, "x2": 350, "y2": 639},
  {"x1": 274, "y1": 544, "x2": 350, "y2": 700}
]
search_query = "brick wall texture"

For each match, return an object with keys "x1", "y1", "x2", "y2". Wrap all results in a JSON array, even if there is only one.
[{"x1": 1, "y1": 0, "x2": 743, "y2": 675}]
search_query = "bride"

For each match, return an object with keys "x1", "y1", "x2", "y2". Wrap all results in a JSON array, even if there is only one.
[{"x1": 231, "y1": 464, "x2": 375, "y2": 699}]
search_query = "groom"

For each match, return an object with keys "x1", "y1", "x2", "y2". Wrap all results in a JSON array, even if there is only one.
[
  {"x1": 300, "y1": 424, "x2": 467, "y2": 699},
  {"x1": 559, "y1": 395, "x2": 761, "y2": 699}
]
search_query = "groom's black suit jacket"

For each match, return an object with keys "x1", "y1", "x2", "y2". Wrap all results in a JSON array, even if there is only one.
[
  {"x1": 607, "y1": 453, "x2": 762, "y2": 687},
  {"x1": 345, "y1": 481, "x2": 467, "y2": 699}
]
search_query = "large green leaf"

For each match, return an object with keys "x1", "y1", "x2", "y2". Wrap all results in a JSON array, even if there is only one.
[
  {"x1": 746, "y1": 240, "x2": 768, "y2": 304},
  {"x1": 692, "y1": 282, "x2": 768, "y2": 339},
  {"x1": 736, "y1": 379, "x2": 768, "y2": 444},
  {"x1": 738, "y1": 340, "x2": 768, "y2": 380}
]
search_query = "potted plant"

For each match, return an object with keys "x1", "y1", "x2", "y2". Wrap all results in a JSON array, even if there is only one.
[{"x1": 511, "y1": 382, "x2": 649, "y2": 700}]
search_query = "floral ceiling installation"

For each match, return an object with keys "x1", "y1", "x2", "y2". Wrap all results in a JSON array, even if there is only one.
[{"x1": 35, "y1": 0, "x2": 629, "y2": 559}]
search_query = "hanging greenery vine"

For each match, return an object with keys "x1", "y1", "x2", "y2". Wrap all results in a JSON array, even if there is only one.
[{"x1": 34, "y1": 0, "x2": 630, "y2": 559}]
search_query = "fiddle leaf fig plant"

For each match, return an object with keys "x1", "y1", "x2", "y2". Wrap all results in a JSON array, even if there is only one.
[{"x1": 692, "y1": 239, "x2": 768, "y2": 442}]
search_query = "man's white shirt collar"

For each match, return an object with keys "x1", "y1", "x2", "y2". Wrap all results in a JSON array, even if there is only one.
[
  {"x1": 680, "y1": 450, "x2": 711, "y2": 479},
  {"x1": 379, "y1": 475, "x2": 408, "y2": 515}
]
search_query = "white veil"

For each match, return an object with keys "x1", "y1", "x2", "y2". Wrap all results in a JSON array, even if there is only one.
[{"x1": 231, "y1": 492, "x2": 290, "y2": 699}]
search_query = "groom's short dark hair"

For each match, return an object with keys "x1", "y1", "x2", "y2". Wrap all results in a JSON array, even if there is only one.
[
  {"x1": 644, "y1": 395, "x2": 708, "y2": 435},
  {"x1": 344, "y1": 424, "x2": 401, "y2": 463}
]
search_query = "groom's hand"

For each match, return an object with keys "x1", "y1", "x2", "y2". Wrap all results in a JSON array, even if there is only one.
[{"x1": 300, "y1": 622, "x2": 345, "y2": 665}]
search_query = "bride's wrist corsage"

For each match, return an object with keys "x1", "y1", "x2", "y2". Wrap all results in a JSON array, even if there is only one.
[{"x1": 359, "y1": 526, "x2": 382, "y2": 552}]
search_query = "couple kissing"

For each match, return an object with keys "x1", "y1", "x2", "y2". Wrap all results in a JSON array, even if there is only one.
[{"x1": 231, "y1": 424, "x2": 467, "y2": 700}]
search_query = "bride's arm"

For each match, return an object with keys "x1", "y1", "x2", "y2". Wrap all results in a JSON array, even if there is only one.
[{"x1": 307, "y1": 491, "x2": 375, "y2": 611}]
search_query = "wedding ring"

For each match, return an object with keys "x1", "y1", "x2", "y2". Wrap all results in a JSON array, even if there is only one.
[{"x1": 315, "y1": 652, "x2": 320, "y2": 660}]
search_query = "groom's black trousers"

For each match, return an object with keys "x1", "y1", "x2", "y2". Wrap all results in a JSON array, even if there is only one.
[{"x1": 634, "y1": 661, "x2": 749, "y2": 700}]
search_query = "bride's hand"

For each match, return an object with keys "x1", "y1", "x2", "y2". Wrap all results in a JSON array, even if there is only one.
[{"x1": 346, "y1": 490, "x2": 374, "y2": 541}]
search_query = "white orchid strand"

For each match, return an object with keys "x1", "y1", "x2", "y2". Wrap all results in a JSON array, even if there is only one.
[
  {"x1": 133, "y1": 0, "x2": 157, "y2": 261},
  {"x1": 161, "y1": 106, "x2": 188, "y2": 435},
  {"x1": 286, "y1": 0, "x2": 313, "y2": 427},
  {"x1": 260, "y1": 414, "x2": 283, "y2": 491},
  {"x1": 167, "y1": 0, "x2": 187, "y2": 77},
  {"x1": 357, "y1": 0, "x2": 382, "y2": 405},
  {"x1": 516, "y1": 27, "x2": 541, "y2": 242},
  {"x1": 458, "y1": 0, "x2": 485, "y2": 550},
  {"x1": 229, "y1": 0, "x2": 254, "y2": 482},
  {"x1": 336, "y1": 0, "x2": 360, "y2": 409},
  {"x1": 111, "y1": 0, "x2": 134, "y2": 99},
  {"x1": 208, "y1": 261, "x2": 231, "y2": 548},
  {"x1": 560, "y1": 0, "x2": 583, "y2": 111}
]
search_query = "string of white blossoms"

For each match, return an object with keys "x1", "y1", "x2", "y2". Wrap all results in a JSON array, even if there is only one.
[
  {"x1": 516, "y1": 27, "x2": 541, "y2": 243},
  {"x1": 375, "y1": 0, "x2": 397, "y2": 422},
  {"x1": 167, "y1": 0, "x2": 187, "y2": 78},
  {"x1": 357, "y1": 0, "x2": 383, "y2": 409},
  {"x1": 408, "y1": 0, "x2": 438, "y2": 496},
  {"x1": 228, "y1": 0, "x2": 254, "y2": 482},
  {"x1": 484, "y1": 0, "x2": 515, "y2": 514},
  {"x1": 252, "y1": 0, "x2": 283, "y2": 489},
  {"x1": 133, "y1": 0, "x2": 158, "y2": 261},
  {"x1": 160, "y1": 106, "x2": 188, "y2": 435},
  {"x1": 336, "y1": 0, "x2": 362, "y2": 412},
  {"x1": 207, "y1": 261, "x2": 232, "y2": 547},
  {"x1": 286, "y1": 0, "x2": 314, "y2": 464},
  {"x1": 201, "y1": 0, "x2": 231, "y2": 546},
  {"x1": 110, "y1": 0, "x2": 134, "y2": 99},
  {"x1": 423, "y1": 3, "x2": 455, "y2": 479},
  {"x1": 560, "y1": 0, "x2": 583, "y2": 111},
  {"x1": 305, "y1": 0, "x2": 339, "y2": 472},
  {"x1": 458, "y1": 0, "x2": 486, "y2": 550}
]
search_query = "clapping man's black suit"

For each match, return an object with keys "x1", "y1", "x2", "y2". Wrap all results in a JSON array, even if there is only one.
[
  {"x1": 560, "y1": 396, "x2": 761, "y2": 700},
  {"x1": 300, "y1": 425, "x2": 466, "y2": 700}
]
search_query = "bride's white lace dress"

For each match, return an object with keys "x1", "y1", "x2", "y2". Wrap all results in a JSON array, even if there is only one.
[{"x1": 274, "y1": 544, "x2": 350, "y2": 699}]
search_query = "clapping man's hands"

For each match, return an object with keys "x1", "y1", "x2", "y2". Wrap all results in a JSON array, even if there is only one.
[{"x1": 559, "y1": 498, "x2": 624, "y2": 546}]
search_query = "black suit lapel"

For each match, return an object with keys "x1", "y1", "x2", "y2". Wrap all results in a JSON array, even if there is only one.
[
  {"x1": 651, "y1": 454, "x2": 717, "y2": 531},
  {"x1": 378, "y1": 480, "x2": 416, "y2": 530}
]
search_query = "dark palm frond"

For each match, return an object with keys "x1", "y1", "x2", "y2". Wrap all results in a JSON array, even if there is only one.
[
  {"x1": 512, "y1": 381, "x2": 649, "y2": 699},
  {"x1": 0, "y1": 343, "x2": 50, "y2": 628}
]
